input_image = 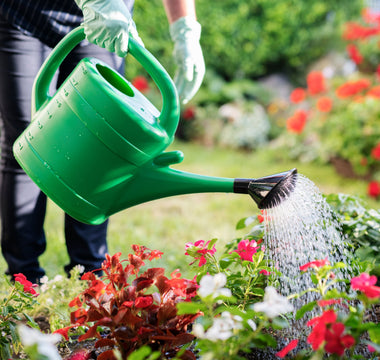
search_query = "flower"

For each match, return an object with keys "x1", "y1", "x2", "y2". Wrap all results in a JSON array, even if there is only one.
[
  {"x1": 317, "y1": 299, "x2": 342, "y2": 307},
  {"x1": 307, "y1": 309, "x2": 337, "y2": 350},
  {"x1": 371, "y1": 143, "x2": 380, "y2": 160},
  {"x1": 198, "y1": 273, "x2": 232, "y2": 298},
  {"x1": 368, "y1": 181, "x2": 380, "y2": 199},
  {"x1": 252, "y1": 286, "x2": 293, "y2": 319},
  {"x1": 14, "y1": 273, "x2": 39, "y2": 296},
  {"x1": 335, "y1": 79, "x2": 371, "y2": 98},
  {"x1": 299, "y1": 257, "x2": 330, "y2": 272},
  {"x1": 346, "y1": 44, "x2": 363, "y2": 64},
  {"x1": 290, "y1": 88, "x2": 306, "y2": 103},
  {"x1": 276, "y1": 339, "x2": 299, "y2": 358},
  {"x1": 185, "y1": 240, "x2": 216, "y2": 266},
  {"x1": 316, "y1": 97, "x2": 333, "y2": 113},
  {"x1": 193, "y1": 312, "x2": 242, "y2": 341},
  {"x1": 307, "y1": 71, "x2": 326, "y2": 95},
  {"x1": 324, "y1": 322, "x2": 355, "y2": 356},
  {"x1": 232, "y1": 239, "x2": 260, "y2": 262},
  {"x1": 182, "y1": 106, "x2": 196, "y2": 120},
  {"x1": 132, "y1": 75, "x2": 149, "y2": 93},
  {"x1": 366, "y1": 85, "x2": 380, "y2": 100},
  {"x1": 286, "y1": 109, "x2": 308, "y2": 134},
  {"x1": 259, "y1": 269, "x2": 270, "y2": 275},
  {"x1": 18, "y1": 325, "x2": 62, "y2": 360},
  {"x1": 351, "y1": 273, "x2": 380, "y2": 299},
  {"x1": 67, "y1": 349, "x2": 91, "y2": 360}
]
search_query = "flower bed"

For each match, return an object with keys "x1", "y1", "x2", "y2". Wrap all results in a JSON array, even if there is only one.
[{"x1": 2, "y1": 194, "x2": 379, "y2": 360}]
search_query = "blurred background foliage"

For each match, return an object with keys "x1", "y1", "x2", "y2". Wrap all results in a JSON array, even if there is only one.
[{"x1": 130, "y1": 0, "x2": 362, "y2": 81}]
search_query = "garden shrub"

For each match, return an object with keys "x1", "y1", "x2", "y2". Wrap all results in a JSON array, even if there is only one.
[{"x1": 131, "y1": 0, "x2": 362, "y2": 81}]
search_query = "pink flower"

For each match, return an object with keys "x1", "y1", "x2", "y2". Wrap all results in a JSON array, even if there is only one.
[
  {"x1": 185, "y1": 240, "x2": 216, "y2": 266},
  {"x1": 259, "y1": 269, "x2": 270, "y2": 276},
  {"x1": 368, "y1": 344, "x2": 376, "y2": 353},
  {"x1": 275, "y1": 339, "x2": 299, "y2": 358},
  {"x1": 351, "y1": 273, "x2": 380, "y2": 299},
  {"x1": 299, "y1": 257, "x2": 330, "y2": 272},
  {"x1": 233, "y1": 239, "x2": 260, "y2": 262}
]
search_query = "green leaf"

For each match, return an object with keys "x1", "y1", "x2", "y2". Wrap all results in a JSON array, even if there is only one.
[
  {"x1": 176, "y1": 302, "x2": 205, "y2": 315},
  {"x1": 368, "y1": 326, "x2": 380, "y2": 343},
  {"x1": 236, "y1": 217, "x2": 247, "y2": 230},
  {"x1": 296, "y1": 300, "x2": 317, "y2": 320}
]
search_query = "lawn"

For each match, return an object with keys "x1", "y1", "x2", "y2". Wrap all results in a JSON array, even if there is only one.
[{"x1": 0, "y1": 140, "x2": 377, "y2": 280}]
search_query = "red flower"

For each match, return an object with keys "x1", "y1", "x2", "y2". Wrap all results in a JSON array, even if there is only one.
[
  {"x1": 324, "y1": 322, "x2": 355, "y2": 356},
  {"x1": 367, "y1": 85, "x2": 380, "y2": 98},
  {"x1": 275, "y1": 339, "x2": 299, "y2": 358},
  {"x1": 14, "y1": 273, "x2": 39, "y2": 296},
  {"x1": 336, "y1": 79, "x2": 371, "y2": 98},
  {"x1": 307, "y1": 309, "x2": 337, "y2": 350},
  {"x1": 317, "y1": 299, "x2": 342, "y2": 307},
  {"x1": 307, "y1": 71, "x2": 325, "y2": 95},
  {"x1": 233, "y1": 239, "x2": 260, "y2": 262},
  {"x1": 368, "y1": 181, "x2": 380, "y2": 199},
  {"x1": 351, "y1": 273, "x2": 380, "y2": 299},
  {"x1": 286, "y1": 109, "x2": 308, "y2": 134},
  {"x1": 290, "y1": 88, "x2": 306, "y2": 103},
  {"x1": 182, "y1": 106, "x2": 196, "y2": 120},
  {"x1": 371, "y1": 143, "x2": 380, "y2": 160},
  {"x1": 66, "y1": 349, "x2": 91, "y2": 360},
  {"x1": 346, "y1": 44, "x2": 363, "y2": 64},
  {"x1": 300, "y1": 257, "x2": 330, "y2": 272},
  {"x1": 316, "y1": 97, "x2": 333, "y2": 113},
  {"x1": 342, "y1": 21, "x2": 380, "y2": 40},
  {"x1": 132, "y1": 76, "x2": 150, "y2": 93}
]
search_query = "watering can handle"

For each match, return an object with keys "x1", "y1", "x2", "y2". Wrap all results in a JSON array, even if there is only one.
[{"x1": 32, "y1": 26, "x2": 180, "y2": 138}]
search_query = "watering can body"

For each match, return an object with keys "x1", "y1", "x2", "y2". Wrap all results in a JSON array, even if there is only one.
[
  {"x1": 13, "y1": 27, "x2": 190, "y2": 224},
  {"x1": 14, "y1": 26, "x2": 290, "y2": 225}
]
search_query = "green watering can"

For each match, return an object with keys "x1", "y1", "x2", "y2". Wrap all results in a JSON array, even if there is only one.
[{"x1": 13, "y1": 26, "x2": 297, "y2": 225}]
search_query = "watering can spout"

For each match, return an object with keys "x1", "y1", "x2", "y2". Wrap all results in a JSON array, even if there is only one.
[
  {"x1": 113, "y1": 161, "x2": 298, "y2": 217},
  {"x1": 234, "y1": 168, "x2": 298, "y2": 209}
]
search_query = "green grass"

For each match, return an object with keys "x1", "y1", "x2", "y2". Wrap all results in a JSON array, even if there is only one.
[{"x1": 0, "y1": 140, "x2": 378, "y2": 280}]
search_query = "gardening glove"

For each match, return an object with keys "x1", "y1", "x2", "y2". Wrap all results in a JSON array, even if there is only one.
[
  {"x1": 74, "y1": 0, "x2": 144, "y2": 57},
  {"x1": 170, "y1": 16, "x2": 205, "y2": 104}
]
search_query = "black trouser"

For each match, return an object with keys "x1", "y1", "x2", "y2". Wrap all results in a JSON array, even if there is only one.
[{"x1": 0, "y1": 18, "x2": 125, "y2": 283}]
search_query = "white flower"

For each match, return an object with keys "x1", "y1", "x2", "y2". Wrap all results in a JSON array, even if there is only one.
[
  {"x1": 247, "y1": 319, "x2": 257, "y2": 331},
  {"x1": 193, "y1": 312, "x2": 242, "y2": 342},
  {"x1": 252, "y1": 286, "x2": 293, "y2": 319},
  {"x1": 198, "y1": 273, "x2": 232, "y2": 298},
  {"x1": 18, "y1": 325, "x2": 62, "y2": 360}
]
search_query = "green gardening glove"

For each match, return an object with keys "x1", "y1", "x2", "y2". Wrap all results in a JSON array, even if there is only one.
[
  {"x1": 74, "y1": 0, "x2": 144, "y2": 57},
  {"x1": 170, "y1": 16, "x2": 205, "y2": 104}
]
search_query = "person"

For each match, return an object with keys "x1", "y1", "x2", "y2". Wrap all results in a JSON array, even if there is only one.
[{"x1": 0, "y1": 0, "x2": 205, "y2": 283}]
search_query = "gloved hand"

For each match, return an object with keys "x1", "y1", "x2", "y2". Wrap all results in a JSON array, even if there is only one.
[
  {"x1": 170, "y1": 16, "x2": 205, "y2": 104},
  {"x1": 74, "y1": 0, "x2": 144, "y2": 57}
]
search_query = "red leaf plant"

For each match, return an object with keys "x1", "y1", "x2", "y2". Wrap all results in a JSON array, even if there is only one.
[{"x1": 55, "y1": 246, "x2": 201, "y2": 360}]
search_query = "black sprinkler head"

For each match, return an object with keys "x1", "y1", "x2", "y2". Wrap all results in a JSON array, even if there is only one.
[{"x1": 233, "y1": 168, "x2": 298, "y2": 209}]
